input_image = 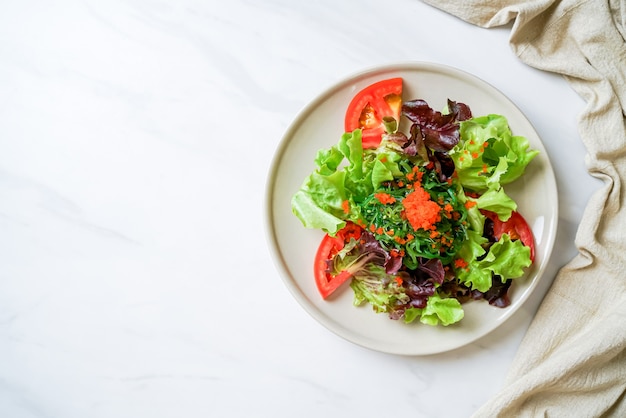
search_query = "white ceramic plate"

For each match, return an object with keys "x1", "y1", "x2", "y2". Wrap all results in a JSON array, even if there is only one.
[{"x1": 265, "y1": 62, "x2": 558, "y2": 355}]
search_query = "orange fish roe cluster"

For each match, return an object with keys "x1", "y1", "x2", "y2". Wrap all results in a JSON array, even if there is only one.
[
  {"x1": 464, "y1": 200, "x2": 477, "y2": 209},
  {"x1": 374, "y1": 193, "x2": 396, "y2": 205},
  {"x1": 402, "y1": 186, "x2": 442, "y2": 231},
  {"x1": 405, "y1": 166, "x2": 425, "y2": 183},
  {"x1": 454, "y1": 259, "x2": 467, "y2": 268},
  {"x1": 389, "y1": 248, "x2": 405, "y2": 257},
  {"x1": 341, "y1": 200, "x2": 350, "y2": 214},
  {"x1": 368, "y1": 224, "x2": 383, "y2": 235},
  {"x1": 393, "y1": 233, "x2": 414, "y2": 245}
]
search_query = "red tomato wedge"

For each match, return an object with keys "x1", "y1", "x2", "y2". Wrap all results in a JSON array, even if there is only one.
[
  {"x1": 314, "y1": 222, "x2": 363, "y2": 299},
  {"x1": 344, "y1": 78, "x2": 403, "y2": 149},
  {"x1": 482, "y1": 210, "x2": 535, "y2": 262}
]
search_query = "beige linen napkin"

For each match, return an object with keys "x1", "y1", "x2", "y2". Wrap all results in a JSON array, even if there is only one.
[{"x1": 421, "y1": 0, "x2": 626, "y2": 416}]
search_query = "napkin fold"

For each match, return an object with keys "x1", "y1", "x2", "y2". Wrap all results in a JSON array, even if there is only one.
[{"x1": 421, "y1": 0, "x2": 626, "y2": 416}]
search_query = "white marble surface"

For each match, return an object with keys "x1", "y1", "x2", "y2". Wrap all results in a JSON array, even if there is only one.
[{"x1": 0, "y1": 1, "x2": 599, "y2": 417}]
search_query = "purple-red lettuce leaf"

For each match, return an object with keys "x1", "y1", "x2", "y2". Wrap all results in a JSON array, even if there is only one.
[
  {"x1": 402, "y1": 99, "x2": 459, "y2": 151},
  {"x1": 479, "y1": 275, "x2": 513, "y2": 308},
  {"x1": 401, "y1": 98, "x2": 472, "y2": 153},
  {"x1": 409, "y1": 124, "x2": 429, "y2": 161},
  {"x1": 417, "y1": 257, "x2": 446, "y2": 284},
  {"x1": 403, "y1": 275, "x2": 436, "y2": 309},
  {"x1": 447, "y1": 99, "x2": 473, "y2": 121},
  {"x1": 328, "y1": 231, "x2": 401, "y2": 277},
  {"x1": 431, "y1": 151, "x2": 456, "y2": 182}
]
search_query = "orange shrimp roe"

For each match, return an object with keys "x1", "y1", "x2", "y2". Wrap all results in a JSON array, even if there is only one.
[
  {"x1": 464, "y1": 200, "x2": 477, "y2": 209},
  {"x1": 374, "y1": 193, "x2": 396, "y2": 205},
  {"x1": 454, "y1": 258, "x2": 469, "y2": 269},
  {"x1": 402, "y1": 185, "x2": 441, "y2": 231}
]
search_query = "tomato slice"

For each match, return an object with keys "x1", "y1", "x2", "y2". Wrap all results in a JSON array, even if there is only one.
[
  {"x1": 344, "y1": 78, "x2": 403, "y2": 149},
  {"x1": 482, "y1": 210, "x2": 535, "y2": 262},
  {"x1": 314, "y1": 223, "x2": 363, "y2": 299}
]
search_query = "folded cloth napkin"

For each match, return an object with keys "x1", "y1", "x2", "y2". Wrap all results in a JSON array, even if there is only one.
[{"x1": 421, "y1": 0, "x2": 626, "y2": 416}]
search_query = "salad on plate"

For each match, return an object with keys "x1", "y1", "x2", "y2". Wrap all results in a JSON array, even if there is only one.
[{"x1": 291, "y1": 77, "x2": 539, "y2": 327}]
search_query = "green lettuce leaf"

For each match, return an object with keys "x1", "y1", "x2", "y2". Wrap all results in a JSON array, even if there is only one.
[
  {"x1": 482, "y1": 234, "x2": 532, "y2": 279},
  {"x1": 463, "y1": 185, "x2": 518, "y2": 221},
  {"x1": 452, "y1": 114, "x2": 538, "y2": 193},
  {"x1": 291, "y1": 190, "x2": 346, "y2": 235},
  {"x1": 291, "y1": 129, "x2": 406, "y2": 234},
  {"x1": 350, "y1": 267, "x2": 408, "y2": 314},
  {"x1": 405, "y1": 293, "x2": 464, "y2": 326},
  {"x1": 456, "y1": 233, "x2": 532, "y2": 292}
]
